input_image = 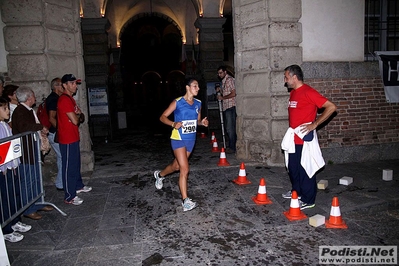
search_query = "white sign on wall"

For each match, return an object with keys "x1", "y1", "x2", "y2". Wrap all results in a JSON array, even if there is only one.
[{"x1": 88, "y1": 87, "x2": 109, "y2": 115}]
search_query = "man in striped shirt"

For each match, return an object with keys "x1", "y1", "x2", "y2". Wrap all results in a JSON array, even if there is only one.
[{"x1": 217, "y1": 65, "x2": 237, "y2": 153}]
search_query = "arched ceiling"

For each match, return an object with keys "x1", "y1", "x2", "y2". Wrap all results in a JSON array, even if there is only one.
[{"x1": 80, "y1": 0, "x2": 231, "y2": 48}]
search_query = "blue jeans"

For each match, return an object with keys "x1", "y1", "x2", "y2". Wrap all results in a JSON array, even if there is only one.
[
  {"x1": 48, "y1": 132, "x2": 63, "y2": 189},
  {"x1": 224, "y1": 106, "x2": 237, "y2": 151},
  {"x1": 60, "y1": 141, "x2": 84, "y2": 202},
  {"x1": 18, "y1": 164, "x2": 43, "y2": 215}
]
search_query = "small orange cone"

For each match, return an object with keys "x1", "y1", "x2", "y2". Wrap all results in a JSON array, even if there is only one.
[
  {"x1": 251, "y1": 178, "x2": 272, "y2": 204},
  {"x1": 283, "y1": 190, "x2": 307, "y2": 221},
  {"x1": 217, "y1": 148, "x2": 230, "y2": 166},
  {"x1": 325, "y1": 197, "x2": 348, "y2": 229},
  {"x1": 210, "y1": 132, "x2": 216, "y2": 143},
  {"x1": 211, "y1": 140, "x2": 220, "y2": 152},
  {"x1": 200, "y1": 132, "x2": 206, "y2": 139},
  {"x1": 233, "y1": 162, "x2": 251, "y2": 185}
]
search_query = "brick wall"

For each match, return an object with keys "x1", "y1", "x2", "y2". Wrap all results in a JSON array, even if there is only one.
[{"x1": 307, "y1": 77, "x2": 399, "y2": 149}]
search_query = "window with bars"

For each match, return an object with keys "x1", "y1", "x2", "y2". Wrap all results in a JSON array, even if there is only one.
[{"x1": 365, "y1": 0, "x2": 399, "y2": 61}]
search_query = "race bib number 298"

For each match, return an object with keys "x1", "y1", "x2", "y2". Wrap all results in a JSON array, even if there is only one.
[{"x1": 182, "y1": 120, "x2": 197, "y2": 134}]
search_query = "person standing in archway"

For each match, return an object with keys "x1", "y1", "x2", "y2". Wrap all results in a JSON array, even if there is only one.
[
  {"x1": 46, "y1": 77, "x2": 64, "y2": 191},
  {"x1": 153, "y1": 78, "x2": 208, "y2": 212},
  {"x1": 217, "y1": 66, "x2": 237, "y2": 154},
  {"x1": 58, "y1": 74, "x2": 91, "y2": 205}
]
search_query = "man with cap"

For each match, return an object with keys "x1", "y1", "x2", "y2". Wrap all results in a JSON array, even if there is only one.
[
  {"x1": 58, "y1": 74, "x2": 91, "y2": 205},
  {"x1": 46, "y1": 78, "x2": 64, "y2": 190}
]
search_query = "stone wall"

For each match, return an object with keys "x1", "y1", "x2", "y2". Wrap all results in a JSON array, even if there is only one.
[
  {"x1": 303, "y1": 62, "x2": 399, "y2": 164},
  {"x1": 232, "y1": 1, "x2": 399, "y2": 165},
  {"x1": 233, "y1": 0, "x2": 302, "y2": 165},
  {"x1": 1, "y1": 0, "x2": 94, "y2": 183}
]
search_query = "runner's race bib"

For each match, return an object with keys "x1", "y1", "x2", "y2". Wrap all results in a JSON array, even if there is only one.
[{"x1": 182, "y1": 120, "x2": 197, "y2": 134}]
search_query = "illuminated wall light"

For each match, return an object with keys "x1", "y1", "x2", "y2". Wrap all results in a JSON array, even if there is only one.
[
  {"x1": 100, "y1": 8, "x2": 105, "y2": 17},
  {"x1": 199, "y1": 13, "x2": 203, "y2": 18},
  {"x1": 220, "y1": 13, "x2": 224, "y2": 17},
  {"x1": 79, "y1": 2, "x2": 84, "y2": 18}
]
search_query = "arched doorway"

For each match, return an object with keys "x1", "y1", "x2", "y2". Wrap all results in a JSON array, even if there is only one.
[{"x1": 119, "y1": 13, "x2": 184, "y2": 132}]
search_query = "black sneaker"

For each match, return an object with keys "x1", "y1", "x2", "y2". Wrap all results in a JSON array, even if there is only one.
[{"x1": 299, "y1": 200, "x2": 315, "y2": 210}]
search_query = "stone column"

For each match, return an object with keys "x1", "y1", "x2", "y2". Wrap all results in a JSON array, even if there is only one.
[
  {"x1": 81, "y1": 18, "x2": 109, "y2": 88},
  {"x1": 81, "y1": 18, "x2": 113, "y2": 139},
  {"x1": 1, "y1": 0, "x2": 94, "y2": 175},
  {"x1": 194, "y1": 17, "x2": 226, "y2": 81},
  {"x1": 233, "y1": 0, "x2": 302, "y2": 165}
]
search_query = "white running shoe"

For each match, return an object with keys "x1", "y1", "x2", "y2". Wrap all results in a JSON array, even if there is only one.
[
  {"x1": 4, "y1": 232, "x2": 24, "y2": 243},
  {"x1": 154, "y1": 170, "x2": 164, "y2": 189},
  {"x1": 281, "y1": 190, "x2": 301, "y2": 199},
  {"x1": 64, "y1": 196, "x2": 84, "y2": 206},
  {"x1": 76, "y1": 186, "x2": 92, "y2": 193},
  {"x1": 182, "y1": 198, "x2": 197, "y2": 212},
  {"x1": 11, "y1": 222, "x2": 32, "y2": 233}
]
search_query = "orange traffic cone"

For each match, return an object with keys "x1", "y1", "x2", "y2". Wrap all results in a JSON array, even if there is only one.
[
  {"x1": 211, "y1": 140, "x2": 220, "y2": 152},
  {"x1": 251, "y1": 178, "x2": 272, "y2": 204},
  {"x1": 233, "y1": 162, "x2": 251, "y2": 185},
  {"x1": 210, "y1": 132, "x2": 216, "y2": 143},
  {"x1": 200, "y1": 132, "x2": 206, "y2": 139},
  {"x1": 217, "y1": 148, "x2": 230, "y2": 166},
  {"x1": 325, "y1": 197, "x2": 348, "y2": 229},
  {"x1": 283, "y1": 190, "x2": 307, "y2": 221}
]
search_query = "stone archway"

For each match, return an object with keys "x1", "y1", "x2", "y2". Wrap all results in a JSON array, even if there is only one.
[{"x1": 119, "y1": 13, "x2": 184, "y2": 129}]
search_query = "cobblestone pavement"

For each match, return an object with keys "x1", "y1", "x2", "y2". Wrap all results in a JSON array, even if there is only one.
[{"x1": 5, "y1": 129, "x2": 399, "y2": 265}]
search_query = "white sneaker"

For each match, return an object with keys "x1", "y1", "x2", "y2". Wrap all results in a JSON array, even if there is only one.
[
  {"x1": 11, "y1": 222, "x2": 32, "y2": 233},
  {"x1": 77, "y1": 186, "x2": 92, "y2": 193},
  {"x1": 182, "y1": 198, "x2": 197, "y2": 212},
  {"x1": 281, "y1": 190, "x2": 301, "y2": 199},
  {"x1": 4, "y1": 232, "x2": 24, "y2": 243},
  {"x1": 154, "y1": 170, "x2": 164, "y2": 190},
  {"x1": 64, "y1": 196, "x2": 84, "y2": 206}
]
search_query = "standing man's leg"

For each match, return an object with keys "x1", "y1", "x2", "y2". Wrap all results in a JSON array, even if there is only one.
[
  {"x1": 48, "y1": 132, "x2": 63, "y2": 189},
  {"x1": 19, "y1": 164, "x2": 42, "y2": 218},
  {"x1": 299, "y1": 166, "x2": 317, "y2": 205},
  {"x1": 224, "y1": 106, "x2": 237, "y2": 152},
  {"x1": 73, "y1": 141, "x2": 85, "y2": 190},
  {"x1": 290, "y1": 145, "x2": 316, "y2": 208},
  {"x1": 60, "y1": 143, "x2": 67, "y2": 197},
  {"x1": 287, "y1": 146, "x2": 302, "y2": 197},
  {"x1": 61, "y1": 142, "x2": 82, "y2": 203}
]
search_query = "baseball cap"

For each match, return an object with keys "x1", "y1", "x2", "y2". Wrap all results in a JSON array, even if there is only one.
[{"x1": 61, "y1": 74, "x2": 82, "y2": 84}]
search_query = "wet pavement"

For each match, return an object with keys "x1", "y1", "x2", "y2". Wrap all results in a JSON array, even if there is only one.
[{"x1": 4, "y1": 128, "x2": 399, "y2": 265}]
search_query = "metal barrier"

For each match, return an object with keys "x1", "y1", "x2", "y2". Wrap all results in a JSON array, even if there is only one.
[{"x1": 0, "y1": 131, "x2": 66, "y2": 230}]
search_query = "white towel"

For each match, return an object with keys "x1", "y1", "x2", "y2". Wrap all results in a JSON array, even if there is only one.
[{"x1": 281, "y1": 124, "x2": 325, "y2": 178}]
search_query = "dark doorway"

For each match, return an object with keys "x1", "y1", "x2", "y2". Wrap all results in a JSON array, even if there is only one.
[{"x1": 119, "y1": 14, "x2": 184, "y2": 133}]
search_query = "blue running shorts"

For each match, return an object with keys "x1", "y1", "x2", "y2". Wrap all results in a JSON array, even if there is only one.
[{"x1": 171, "y1": 139, "x2": 195, "y2": 153}]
